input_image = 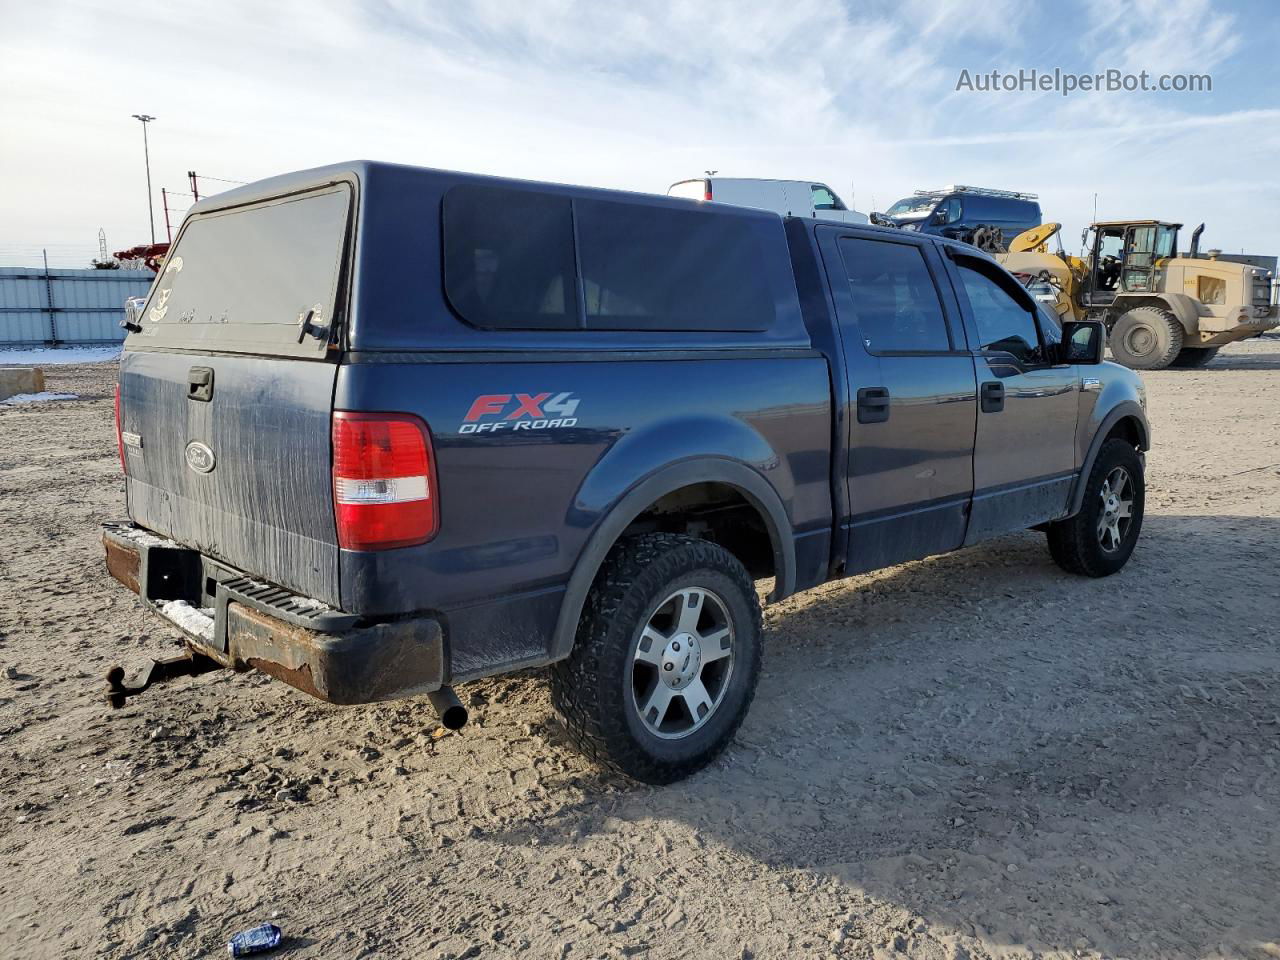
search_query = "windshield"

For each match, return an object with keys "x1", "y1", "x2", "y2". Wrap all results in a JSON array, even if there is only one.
[
  {"x1": 811, "y1": 185, "x2": 847, "y2": 211},
  {"x1": 885, "y1": 195, "x2": 939, "y2": 218}
]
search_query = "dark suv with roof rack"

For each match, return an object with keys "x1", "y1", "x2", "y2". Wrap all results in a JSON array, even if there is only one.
[{"x1": 876, "y1": 185, "x2": 1043, "y2": 246}]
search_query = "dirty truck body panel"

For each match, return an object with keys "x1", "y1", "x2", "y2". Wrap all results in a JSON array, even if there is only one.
[
  {"x1": 336, "y1": 353, "x2": 834, "y2": 680},
  {"x1": 105, "y1": 160, "x2": 1149, "y2": 706}
]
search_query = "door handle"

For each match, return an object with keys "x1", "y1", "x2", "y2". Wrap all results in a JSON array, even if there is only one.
[
  {"x1": 187, "y1": 366, "x2": 214, "y2": 402},
  {"x1": 980, "y1": 381, "x2": 1004, "y2": 413},
  {"x1": 857, "y1": 386, "x2": 890, "y2": 424}
]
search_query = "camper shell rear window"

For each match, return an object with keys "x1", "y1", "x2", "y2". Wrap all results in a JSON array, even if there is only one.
[
  {"x1": 442, "y1": 184, "x2": 775, "y2": 333},
  {"x1": 128, "y1": 184, "x2": 351, "y2": 358}
]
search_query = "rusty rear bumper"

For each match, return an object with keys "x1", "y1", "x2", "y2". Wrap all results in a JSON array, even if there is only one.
[
  {"x1": 102, "y1": 522, "x2": 445, "y2": 705},
  {"x1": 224, "y1": 603, "x2": 445, "y2": 704}
]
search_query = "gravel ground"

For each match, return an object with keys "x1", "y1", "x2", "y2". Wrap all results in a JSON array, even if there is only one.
[{"x1": 2, "y1": 339, "x2": 1279, "y2": 959}]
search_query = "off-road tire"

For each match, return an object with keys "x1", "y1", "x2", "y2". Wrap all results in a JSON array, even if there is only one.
[
  {"x1": 1110, "y1": 306, "x2": 1184, "y2": 370},
  {"x1": 550, "y1": 533, "x2": 762, "y2": 785},
  {"x1": 1047, "y1": 438, "x2": 1145, "y2": 577},
  {"x1": 1169, "y1": 346, "x2": 1219, "y2": 368}
]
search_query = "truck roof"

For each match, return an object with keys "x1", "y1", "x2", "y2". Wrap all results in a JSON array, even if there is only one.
[{"x1": 194, "y1": 161, "x2": 775, "y2": 221}]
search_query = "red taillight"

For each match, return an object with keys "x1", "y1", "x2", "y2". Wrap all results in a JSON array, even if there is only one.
[
  {"x1": 704, "y1": 180, "x2": 713, "y2": 201},
  {"x1": 114, "y1": 383, "x2": 125, "y2": 473},
  {"x1": 332, "y1": 412, "x2": 438, "y2": 550}
]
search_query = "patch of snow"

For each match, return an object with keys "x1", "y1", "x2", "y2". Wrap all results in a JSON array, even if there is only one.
[
  {"x1": 158, "y1": 600, "x2": 215, "y2": 642},
  {"x1": 112, "y1": 526, "x2": 181, "y2": 550},
  {"x1": 0, "y1": 391, "x2": 79, "y2": 407},
  {"x1": 0, "y1": 345, "x2": 121, "y2": 366}
]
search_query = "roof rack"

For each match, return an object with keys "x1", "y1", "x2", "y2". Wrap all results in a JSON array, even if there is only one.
[{"x1": 913, "y1": 184, "x2": 1039, "y2": 201}]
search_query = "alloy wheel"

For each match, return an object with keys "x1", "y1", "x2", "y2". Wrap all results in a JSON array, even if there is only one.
[
  {"x1": 1097, "y1": 466, "x2": 1135, "y2": 553},
  {"x1": 630, "y1": 587, "x2": 735, "y2": 740}
]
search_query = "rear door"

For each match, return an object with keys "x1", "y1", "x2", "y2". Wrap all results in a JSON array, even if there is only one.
[
  {"x1": 118, "y1": 182, "x2": 353, "y2": 604},
  {"x1": 818, "y1": 226, "x2": 978, "y2": 573}
]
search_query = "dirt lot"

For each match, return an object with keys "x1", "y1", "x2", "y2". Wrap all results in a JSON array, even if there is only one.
[{"x1": 2, "y1": 339, "x2": 1279, "y2": 960}]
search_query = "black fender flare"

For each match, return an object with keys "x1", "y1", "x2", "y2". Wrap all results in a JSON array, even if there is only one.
[
  {"x1": 549, "y1": 458, "x2": 795, "y2": 661},
  {"x1": 1067, "y1": 401, "x2": 1150, "y2": 516}
]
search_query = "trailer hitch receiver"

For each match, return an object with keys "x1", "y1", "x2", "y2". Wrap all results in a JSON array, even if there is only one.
[{"x1": 105, "y1": 650, "x2": 221, "y2": 709}]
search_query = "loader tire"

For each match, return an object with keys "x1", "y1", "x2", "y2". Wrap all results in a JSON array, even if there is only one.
[{"x1": 1109, "y1": 306, "x2": 1184, "y2": 370}]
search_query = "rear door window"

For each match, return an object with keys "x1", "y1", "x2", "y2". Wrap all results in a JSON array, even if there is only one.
[
  {"x1": 442, "y1": 185, "x2": 579, "y2": 329},
  {"x1": 133, "y1": 185, "x2": 351, "y2": 357},
  {"x1": 575, "y1": 198, "x2": 774, "y2": 332},
  {"x1": 837, "y1": 236, "x2": 952, "y2": 353}
]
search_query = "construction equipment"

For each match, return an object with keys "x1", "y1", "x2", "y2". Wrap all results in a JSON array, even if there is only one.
[{"x1": 998, "y1": 220, "x2": 1278, "y2": 369}]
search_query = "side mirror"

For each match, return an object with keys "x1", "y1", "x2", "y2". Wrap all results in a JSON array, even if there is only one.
[
  {"x1": 931, "y1": 209, "x2": 948, "y2": 225},
  {"x1": 1061, "y1": 320, "x2": 1105, "y2": 365}
]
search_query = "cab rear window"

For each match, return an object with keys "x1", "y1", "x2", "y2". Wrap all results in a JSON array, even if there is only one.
[
  {"x1": 130, "y1": 185, "x2": 351, "y2": 358},
  {"x1": 442, "y1": 184, "x2": 775, "y2": 333}
]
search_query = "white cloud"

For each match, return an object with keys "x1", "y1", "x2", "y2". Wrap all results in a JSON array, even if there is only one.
[{"x1": 1082, "y1": 0, "x2": 1241, "y2": 74}]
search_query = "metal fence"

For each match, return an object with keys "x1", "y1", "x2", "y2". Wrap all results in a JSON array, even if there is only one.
[{"x1": 0, "y1": 267, "x2": 155, "y2": 345}]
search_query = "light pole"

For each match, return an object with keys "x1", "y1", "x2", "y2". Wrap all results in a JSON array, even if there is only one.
[{"x1": 132, "y1": 114, "x2": 156, "y2": 244}]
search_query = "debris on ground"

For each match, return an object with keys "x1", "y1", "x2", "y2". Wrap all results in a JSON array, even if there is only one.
[{"x1": 227, "y1": 923, "x2": 282, "y2": 956}]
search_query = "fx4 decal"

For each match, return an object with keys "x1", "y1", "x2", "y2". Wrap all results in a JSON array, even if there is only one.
[{"x1": 459, "y1": 393, "x2": 581, "y2": 434}]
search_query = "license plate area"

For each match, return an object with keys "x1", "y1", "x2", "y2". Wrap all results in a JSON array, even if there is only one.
[{"x1": 146, "y1": 546, "x2": 202, "y2": 604}]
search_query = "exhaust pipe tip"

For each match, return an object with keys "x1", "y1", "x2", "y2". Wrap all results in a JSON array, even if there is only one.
[{"x1": 427, "y1": 686, "x2": 468, "y2": 730}]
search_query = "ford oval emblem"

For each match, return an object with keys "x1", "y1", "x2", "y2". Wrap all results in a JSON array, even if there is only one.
[{"x1": 185, "y1": 441, "x2": 216, "y2": 474}]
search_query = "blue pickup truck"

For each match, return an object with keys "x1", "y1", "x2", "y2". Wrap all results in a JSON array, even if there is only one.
[{"x1": 103, "y1": 161, "x2": 1149, "y2": 784}]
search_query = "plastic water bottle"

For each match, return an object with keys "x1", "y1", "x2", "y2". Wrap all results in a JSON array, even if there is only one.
[{"x1": 227, "y1": 923, "x2": 282, "y2": 956}]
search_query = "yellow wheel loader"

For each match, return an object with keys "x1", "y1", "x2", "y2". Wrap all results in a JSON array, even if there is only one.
[{"x1": 998, "y1": 221, "x2": 1278, "y2": 370}]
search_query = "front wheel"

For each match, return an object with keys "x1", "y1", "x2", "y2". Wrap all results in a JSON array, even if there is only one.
[
  {"x1": 1046, "y1": 438, "x2": 1145, "y2": 577},
  {"x1": 1110, "y1": 306, "x2": 1184, "y2": 370},
  {"x1": 550, "y1": 533, "x2": 762, "y2": 784}
]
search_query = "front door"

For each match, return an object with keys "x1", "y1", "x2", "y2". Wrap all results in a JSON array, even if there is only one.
[
  {"x1": 1122, "y1": 223, "x2": 1157, "y2": 294},
  {"x1": 944, "y1": 251, "x2": 1080, "y2": 543},
  {"x1": 819, "y1": 227, "x2": 978, "y2": 574}
]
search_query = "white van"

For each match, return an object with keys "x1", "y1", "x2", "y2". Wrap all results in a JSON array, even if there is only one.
[{"x1": 668, "y1": 177, "x2": 869, "y2": 225}]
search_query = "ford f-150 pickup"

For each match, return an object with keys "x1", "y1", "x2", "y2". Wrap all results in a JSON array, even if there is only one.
[{"x1": 103, "y1": 161, "x2": 1149, "y2": 783}]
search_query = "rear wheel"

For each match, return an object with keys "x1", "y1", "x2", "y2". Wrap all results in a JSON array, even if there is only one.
[
  {"x1": 1047, "y1": 438, "x2": 1145, "y2": 577},
  {"x1": 1110, "y1": 306, "x2": 1184, "y2": 370},
  {"x1": 550, "y1": 533, "x2": 762, "y2": 784},
  {"x1": 1169, "y1": 346, "x2": 1219, "y2": 368}
]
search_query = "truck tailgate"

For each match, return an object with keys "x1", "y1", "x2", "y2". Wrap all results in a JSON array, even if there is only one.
[
  {"x1": 121, "y1": 352, "x2": 340, "y2": 603},
  {"x1": 118, "y1": 183, "x2": 352, "y2": 605}
]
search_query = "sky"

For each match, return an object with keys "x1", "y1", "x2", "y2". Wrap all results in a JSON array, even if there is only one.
[{"x1": 2, "y1": 0, "x2": 1278, "y2": 267}]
